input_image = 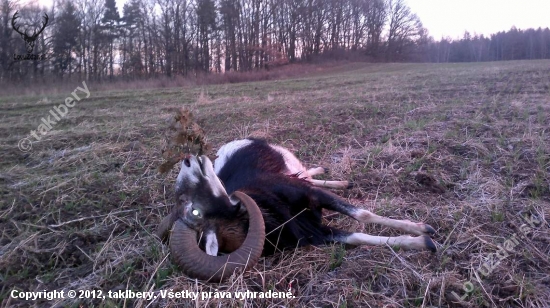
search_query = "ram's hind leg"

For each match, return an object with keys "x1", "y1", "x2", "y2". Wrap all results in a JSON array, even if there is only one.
[
  {"x1": 305, "y1": 167, "x2": 352, "y2": 189},
  {"x1": 306, "y1": 167, "x2": 327, "y2": 177},
  {"x1": 309, "y1": 179, "x2": 352, "y2": 189},
  {"x1": 328, "y1": 229, "x2": 436, "y2": 252},
  {"x1": 314, "y1": 188, "x2": 436, "y2": 236}
]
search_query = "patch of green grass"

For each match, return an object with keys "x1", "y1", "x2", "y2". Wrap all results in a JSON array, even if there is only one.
[
  {"x1": 329, "y1": 244, "x2": 346, "y2": 271},
  {"x1": 155, "y1": 264, "x2": 177, "y2": 288},
  {"x1": 371, "y1": 146, "x2": 383, "y2": 156},
  {"x1": 338, "y1": 299, "x2": 348, "y2": 308},
  {"x1": 530, "y1": 172, "x2": 549, "y2": 199},
  {"x1": 63, "y1": 201, "x2": 79, "y2": 211},
  {"x1": 491, "y1": 210, "x2": 505, "y2": 222},
  {"x1": 405, "y1": 118, "x2": 427, "y2": 131},
  {"x1": 407, "y1": 158, "x2": 425, "y2": 172}
]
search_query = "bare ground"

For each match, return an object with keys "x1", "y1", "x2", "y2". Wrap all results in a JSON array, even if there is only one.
[{"x1": 1, "y1": 60, "x2": 549, "y2": 307}]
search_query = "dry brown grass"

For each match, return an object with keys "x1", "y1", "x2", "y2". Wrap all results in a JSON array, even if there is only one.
[
  {"x1": 1, "y1": 60, "x2": 549, "y2": 307},
  {"x1": 0, "y1": 61, "x2": 362, "y2": 98}
]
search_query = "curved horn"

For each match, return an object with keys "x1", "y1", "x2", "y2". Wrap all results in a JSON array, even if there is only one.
[
  {"x1": 156, "y1": 210, "x2": 177, "y2": 242},
  {"x1": 169, "y1": 191, "x2": 265, "y2": 282}
]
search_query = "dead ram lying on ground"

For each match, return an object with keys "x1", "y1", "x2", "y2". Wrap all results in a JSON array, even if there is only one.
[{"x1": 157, "y1": 139, "x2": 437, "y2": 282}]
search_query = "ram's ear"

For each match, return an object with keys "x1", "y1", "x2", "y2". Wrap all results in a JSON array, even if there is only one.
[{"x1": 204, "y1": 229, "x2": 219, "y2": 256}]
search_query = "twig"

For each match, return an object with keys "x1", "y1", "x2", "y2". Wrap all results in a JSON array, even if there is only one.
[
  {"x1": 266, "y1": 208, "x2": 307, "y2": 237},
  {"x1": 473, "y1": 268, "x2": 496, "y2": 307},
  {"x1": 386, "y1": 243, "x2": 423, "y2": 280},
  {"x1": 142, "y1": 254, "x2": 170, "y2": 308},
  {"x1": 39, "y1": 178, "x2": 74, "y2": 195},
  {"x1": 0, "y1": 199, "x2": 15, "y2": 218},
  {"x1": 75, "y1": 245, "x2": 94, "y2": 262},
  {"x1": 48, "y1": 209, "x2": 137, "y2": 228},
  {"x1": 421, "y1": 278, "x2": 432, "y2": 308},
  {"x1": 48, "y1": 205, "x2": 171, "y2": 228}
]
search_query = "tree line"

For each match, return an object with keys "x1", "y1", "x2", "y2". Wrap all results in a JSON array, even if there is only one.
[
  {"x1": 424, "y1": 27, "x2": 550, "y2": 63},
  {"x1": 1, "y1": 0, "x2": 425, "y2": 82},
  {"x1": 1, "y1": 0, "x2": 549, "y2": 83}
]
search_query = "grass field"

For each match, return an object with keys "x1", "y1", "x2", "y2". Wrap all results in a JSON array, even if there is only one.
[{"x1": 1, "y1": 60, "x2": 549, "y2": 307}]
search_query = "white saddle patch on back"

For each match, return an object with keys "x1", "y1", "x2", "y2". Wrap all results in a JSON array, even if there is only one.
[
  {"x1": 270, "y1": 145, "x2": 308, "y2": 178},
  {"x1": 214, "y1": 139, "x2": 309, "y2": 179},
  {"x1": 214, "y1": 139, "x2": 253, "y2": 174}
]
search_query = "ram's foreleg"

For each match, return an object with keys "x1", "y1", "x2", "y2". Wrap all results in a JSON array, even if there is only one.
[
  {"x1": 327, "y1": 228, "x2": 436, "y2": 252},
  {"x1": 313, "y1": 188, "x2": 437, "y2": 239}
]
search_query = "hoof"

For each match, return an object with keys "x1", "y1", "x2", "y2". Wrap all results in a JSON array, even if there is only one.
[
  {"x1": 423, "y1": 224, "x2": 436, "y2": 235},
  {"x1": 423, "y1": 235, "x2": 437, "y2": 253}
]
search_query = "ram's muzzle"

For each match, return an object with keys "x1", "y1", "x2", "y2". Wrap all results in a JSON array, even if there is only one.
[{"x1": 168, "y1": 191, "x2": 265, "y2": 282}]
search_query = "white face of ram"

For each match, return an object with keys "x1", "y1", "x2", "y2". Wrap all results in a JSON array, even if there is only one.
[
  {"x1": 176, "y1": 155, "x2": 228, "y2": 199},
  {"x1": 174, "y1": 155, "x2": 230, "y2": 256}
]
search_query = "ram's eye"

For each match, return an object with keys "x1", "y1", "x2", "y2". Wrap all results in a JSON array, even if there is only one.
[{"x1": 192, "y1": 209, "x2": 200, "y2": 216}]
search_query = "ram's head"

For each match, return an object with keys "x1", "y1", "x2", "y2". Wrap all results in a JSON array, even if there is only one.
[{"x1": 157, "y1": 155, "x2": 265, "y2": 282}]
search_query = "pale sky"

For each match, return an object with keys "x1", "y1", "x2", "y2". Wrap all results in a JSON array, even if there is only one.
[
  {"x1": 29, "y1": 0, "x2": 550, "y2": 40},
  {"x1": 408, "y1": 0, "x2": 550, "y2": 39}
]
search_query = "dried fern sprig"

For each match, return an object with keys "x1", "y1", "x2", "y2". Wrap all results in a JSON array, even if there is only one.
[{"x1": 159, "y1": 108, "x2": 212, "y2": 174}]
